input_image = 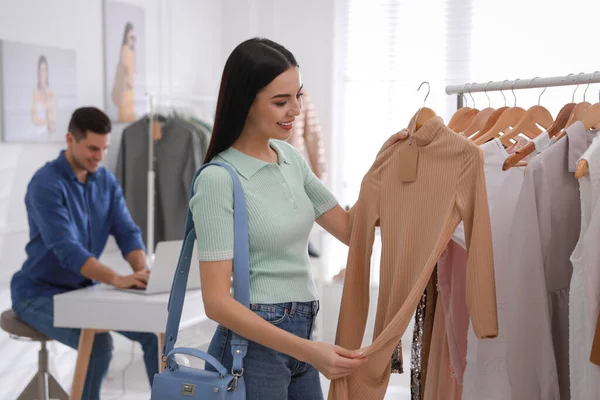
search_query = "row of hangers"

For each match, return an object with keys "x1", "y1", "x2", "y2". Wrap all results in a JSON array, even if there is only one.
[{"x1": 410, "y1": 73, "x2": 600, "y2": 178}]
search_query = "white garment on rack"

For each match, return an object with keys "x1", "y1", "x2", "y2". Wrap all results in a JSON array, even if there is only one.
[
  {"x1": 452, "y1": 139, "x2": 525, "y2": 400},
  {"x1": 569, "y1": 130, "x2": 600, "y2": 400}
]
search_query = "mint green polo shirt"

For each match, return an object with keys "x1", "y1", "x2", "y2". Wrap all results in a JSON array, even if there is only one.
[{"x1": 189, "y1": 139, "x2": 338, "y2": 304}]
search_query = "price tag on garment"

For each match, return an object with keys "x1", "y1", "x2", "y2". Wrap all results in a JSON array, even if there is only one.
[
  {"x1": 398, "y1": 142, "x2": 419, "y2": 182},
  {"x1": 152, "y1": 120, "x2": 162, "y2": 141}
]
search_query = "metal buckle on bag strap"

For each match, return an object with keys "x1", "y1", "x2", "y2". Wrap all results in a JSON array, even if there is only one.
[{"x1": 227, "y1": 368, "x2": 244, "y2": 391}]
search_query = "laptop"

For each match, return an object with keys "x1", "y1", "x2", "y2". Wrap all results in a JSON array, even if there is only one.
[{"x1": 119, "y1": 240, "x2": 201, "y2": 295}]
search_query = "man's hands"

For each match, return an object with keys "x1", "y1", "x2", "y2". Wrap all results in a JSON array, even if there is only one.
[{"x1": 109, "y1": 269, "x2": 150, "y2": 289}]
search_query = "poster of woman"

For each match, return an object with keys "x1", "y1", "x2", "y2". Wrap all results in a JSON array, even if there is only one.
[
  {"x1": 31, "y1": 55, "x2": 56, "y2": 136},
  {"x1": 0, "y1": 40, "x2": 76, "y2": 143},
  {"x1": 104, "y1": 0, "x2": 147, "y2": 122}
]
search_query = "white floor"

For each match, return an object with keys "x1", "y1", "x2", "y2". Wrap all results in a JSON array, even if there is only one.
[{"x1": 0, "y1": 241, "x2": 414, "y2": 400}]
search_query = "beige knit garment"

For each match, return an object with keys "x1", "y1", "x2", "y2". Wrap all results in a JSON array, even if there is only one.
[
  {"x1": 328, "y1": 116, "x2": 498, "y2": 400},
  {"x1": 288, "y1": 91, "x2": 327, "y2": 179}
]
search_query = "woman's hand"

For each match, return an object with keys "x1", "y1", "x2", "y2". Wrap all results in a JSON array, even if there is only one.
[
  {"x1": 377, "y1": 129, "x2": 409, "y2": 156},
  {"x1": 304, "y1": 341, "x2": 368, "y2": 380}
]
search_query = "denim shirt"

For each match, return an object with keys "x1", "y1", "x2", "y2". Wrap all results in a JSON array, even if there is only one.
[{"x1": 10, "y1": 150, "x2": 145, "y2": 303}]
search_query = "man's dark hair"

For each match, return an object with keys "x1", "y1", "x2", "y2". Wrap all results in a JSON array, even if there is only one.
[{"x1": 68, "y1": 107, "x2": 112, "y2": 141}]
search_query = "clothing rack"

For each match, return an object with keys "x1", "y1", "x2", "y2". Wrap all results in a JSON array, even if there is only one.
[
  {"x1": 145, "y1": 93, "x2": 217, "y2": 258},
  {"x1": 445, "y1": 71, "x2": 600, "y2": 109}
]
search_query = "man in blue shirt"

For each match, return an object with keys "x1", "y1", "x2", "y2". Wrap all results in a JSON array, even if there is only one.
[{"x1": 11, "y1": 107, "x2": 158, "y2": 400}]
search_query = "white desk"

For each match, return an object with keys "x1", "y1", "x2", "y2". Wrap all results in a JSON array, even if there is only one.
[{"x1": 54, "y1": 285, "x2": 206, "y2": 400}]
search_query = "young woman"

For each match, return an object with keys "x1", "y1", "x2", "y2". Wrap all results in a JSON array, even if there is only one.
[{"x1": 190, "y1": 37, "x2": 406, "y2": 399}]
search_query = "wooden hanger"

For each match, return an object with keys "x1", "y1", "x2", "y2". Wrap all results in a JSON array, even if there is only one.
[
  {"x1": 410, "y1": 82, "x2": 437, "y2": 131},
  {"x1": 414, "y1": 107, "x2": 437, "y2": 130},
  {"x1": 566, "y1": 102, "x2": 591, "y2": 127},
  {"x1": 473, "y1": 107, "x2": 527, "y2": 145},
  {"x1": 574, "y1": 102, "x2": 600, "y2": 178},
  {"x1": 581, "y1": 102, "x2": 600, "y2": 130},
  {"x1": 498, "y1": 104, "x2": 553, "y2": 147},
  {"x1": 498, "y1": 78, "x2": 554, "y2": 147},
  {"x1": 463, "y1": 82, "x2": 496, "y2": 137},
  {"x1": 464, "y1": 107, "x2": 495, "y2": 137},
  {"x1": 448, "y1": 84, "x2": 479, "y2": 132},
  {"x1": 576, "y1": 160, "x2": 588, "y2": 179},
  {"x1": 449, "y1": 108, "x2": 479, "y2": 132},
  {"x1": 575, "y1": 123, "x2": 600, "y2": 179},
  {"x1": 502, "y1": 103, "x2": 576, "y2": 170},
  {"x1": 474, "y1": 79, "x2": 535, "y2": 145},
  {"x1": 556, "y1": 73, "x2": 596, "y2": 140},
  {"x1": 555, "y1": 102, "x2": 591, "y2": 141},
  {"x1": 469, "y1": 107, "x2": 509, "y2": 142}
]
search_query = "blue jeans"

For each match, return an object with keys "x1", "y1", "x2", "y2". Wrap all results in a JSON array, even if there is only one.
[
  {"x1": 206, "y1": 301, "x2": 324, "y2": 400},
  {"x1": 12, "y1": 296, "x2": 158, "y2": 400}
]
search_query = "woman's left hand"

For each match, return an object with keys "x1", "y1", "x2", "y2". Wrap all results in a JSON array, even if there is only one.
[{"x1": 377, "y1": 129, "x2": 409, "y2": 156}]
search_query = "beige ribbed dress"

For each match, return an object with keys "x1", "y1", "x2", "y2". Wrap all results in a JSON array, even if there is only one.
[{"x1": 328, "y1": 116, "x2": 498, "y2": 400}]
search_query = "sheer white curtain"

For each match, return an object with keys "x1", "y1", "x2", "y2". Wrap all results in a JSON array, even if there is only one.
[
  {"x1": 330, "y1": 0, "x2": 447, "y2": 280},
  {"x1": 331, "y1": 0, "x2": 600, "y2": 281},
  {"x1": 337, "y1": 0, "x2": 447, "y2": 207}
]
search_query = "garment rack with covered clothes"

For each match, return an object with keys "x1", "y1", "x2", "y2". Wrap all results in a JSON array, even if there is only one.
[
  {"x1": 145, "y1": 93, "x2": 217, "y2": 258},
  {"x1": 446, "y1": 71, "x2": 600, "y2": 109}
]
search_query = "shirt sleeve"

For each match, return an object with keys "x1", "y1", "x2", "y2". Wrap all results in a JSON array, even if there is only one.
[
  {"x1": 296, "y1": 146, "x2": 338, "y2": 219},
  {"x1": 189, "y1": 165, "x2": 234, "y2": 261},
  {"x1": 109, "y1": 175, "x2": 145, "y2": 258},
  {"x1": 27, "y1": 180, "x2": 94, "y2": 274},
  {"x1": 334, "y1": 187, "x2": 380, "y2": 352},
  {"x1": 456, "y1": 143, "x2": 498, "y2": 339}
]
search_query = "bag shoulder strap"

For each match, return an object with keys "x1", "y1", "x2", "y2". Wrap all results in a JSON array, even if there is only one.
[{"x1": 162, "y1": 161, "x2": 250, "y2": 374}]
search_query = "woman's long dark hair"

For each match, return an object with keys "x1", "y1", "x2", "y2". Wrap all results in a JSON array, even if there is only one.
[
  {"x1": 203, "y1": 38, "x2": 298, "y2": 163},
  {"x1": 37, "y1": 55, "x2": 48, "y2": 89},
  {"x1": 122, "y1": 22, "x2": 134, "y2": 46}
]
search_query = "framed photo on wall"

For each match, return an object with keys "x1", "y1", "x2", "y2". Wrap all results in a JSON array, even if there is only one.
[
  {"x1": 0, "y1": 40, "x2": 77, "y2": 143},
  {"x1": 103, "y1": 0, "x2": 147, "y2": 123}
]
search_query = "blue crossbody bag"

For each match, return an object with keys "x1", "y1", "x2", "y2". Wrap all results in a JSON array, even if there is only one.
[{"x1": 150, "y1": 162, "x2": 248, "y2": 399}]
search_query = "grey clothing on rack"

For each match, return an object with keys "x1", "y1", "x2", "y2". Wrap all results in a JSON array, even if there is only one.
[
  {"x1": 116, "y1": 115, "x2": 202, "y2": 247},
  {"x1": 505, "y1": 122, "x2": 592, "y2": 400},
  {"x1": 189, "y1": 117, "x2": 212, "y2": 160}
]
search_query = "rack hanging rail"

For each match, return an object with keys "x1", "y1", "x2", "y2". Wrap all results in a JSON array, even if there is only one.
[{"x1": 446, "y1": 72, "x2": 600, "y2": 95}]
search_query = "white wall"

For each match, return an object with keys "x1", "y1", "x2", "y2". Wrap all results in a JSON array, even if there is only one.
[
  {"x1": 0, "y1": 0, "x2": 223, "y2": 396},
  {"x1": 0, "y1": 0, "x2": 222, "y2": 282}
]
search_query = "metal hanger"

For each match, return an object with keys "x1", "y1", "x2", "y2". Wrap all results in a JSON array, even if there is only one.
[
  {"x1": 499, "y1": 77, "x2": 553, "y2": 147},
  {"x1": 575, "y1": 80, "x2": 600, "y2": 178},
  {"x1": 464, "y1": 80, "x2": 496, "y2": 137},
  {"x1": 470, "y1": 80, "x2": 511, "y2": 142},
  {"x1": 564, "y1": 72, "x2": 592, "y2": 127},
  {"x1": 410, "y1": 81, "x2": 437, "y2": 136},
  {"x1": 474, "y1": 78, "x2": 529, "y2": 145},
  {"x1": 503, "y1": 76, "x2": 577, "y2": 170},
  {"x1": 448, "y1": 83, "x2": 479, "y2": 132}
]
